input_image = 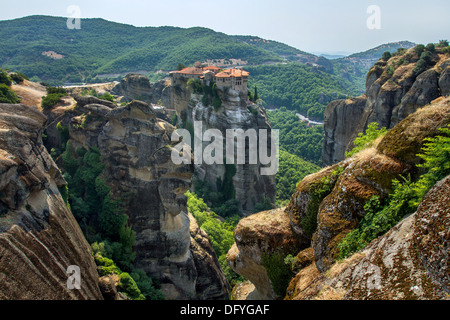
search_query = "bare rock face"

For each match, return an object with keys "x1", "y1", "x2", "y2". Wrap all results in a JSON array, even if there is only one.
[
  {"x1": 188, "y1": 88, "x2": 277, "y2": 214},
  {"x1": 113, "y1": 74, "x2": 277, "y2": 214},
  {"x1": 0, "y1": 103, "x2": 103, "y2": 300},
  {"x1": 112, "y1": 74, "x2": 171, "y2": 106},
  {"x1": 412, "y1": 176, "x2": 450, "y2": 292},
  {"x1": 439, "y1": 65, "x2": 450, "y2": 96},
  {"x1": 322, "y1": 97, "x2": 367, "y2": 166},
  {"x1": 322, "y1": 50, "x2": 450, "y2": 167},
  {"x1": 226, "y1": 208, "x2": 300, "y2": 299},
  {"x1": 67, "y1": 99, "x2": 229, "y2": 300},
  {"x1": 286, "y1": 175, "x2": 450, "y2": 300}
]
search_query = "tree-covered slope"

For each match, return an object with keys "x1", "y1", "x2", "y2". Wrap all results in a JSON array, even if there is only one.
[
  {"x1": 0, "y1": 16, "x2": 282, "y2": 83},
  {"x1": 249, "y1": 63, "x2": 363, "y2": 121}
]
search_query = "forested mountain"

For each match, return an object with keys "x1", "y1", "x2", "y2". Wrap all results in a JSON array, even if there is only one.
[
  {"x1": 0, "y1": 16, "x2": 282, "y2": 83},
  {"x1": 1, "y1": 16, "x2": 411, "y2": 95},
  {"x1": 248, "y1": 63, "x2": 363, "y2": 120}
]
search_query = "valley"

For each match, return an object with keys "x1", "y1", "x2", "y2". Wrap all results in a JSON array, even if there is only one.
[{"x1": 0, "y1": 13, "x2": 449, "y2": 304}]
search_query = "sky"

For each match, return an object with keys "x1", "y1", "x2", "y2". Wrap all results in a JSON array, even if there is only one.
[{"x1": 1, "y1": 0, "x2": 449, "y2": 55}]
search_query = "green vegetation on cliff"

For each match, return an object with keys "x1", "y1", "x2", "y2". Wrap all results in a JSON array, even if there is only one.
[
  {"x1": 0, "y1": 69, "x2": 20, "y2": 104},
  {"x1": 60, "y1": 142, "x2": 163, "y2": 300},
  {"x1": 345, "y1": 122, "x2": 388, "y2": 158},
  {"x1": 41, "y1": 86, "x2": 68, "y2": 109},
  {"x1": 186, "y1": 191, "x2": 244, "y2": 287},
  {"x1": 338, "y1": 125, "x2": 450, "y2": 259}
]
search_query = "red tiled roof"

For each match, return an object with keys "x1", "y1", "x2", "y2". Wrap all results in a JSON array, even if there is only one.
[
  {"x1": 204, "y1": 66, "x2": 222, "y2": 71},
  {"x1": 215, "y1": 68, "x2": 249, "y2": 78},
  {"x1": 173, "y1": 67, "x2": 204, "y2": 75}
]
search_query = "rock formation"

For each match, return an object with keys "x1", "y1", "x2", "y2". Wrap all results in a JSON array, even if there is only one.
[
  {"x1": 114, "y1": 73, "x2": 277, "y2": 214},
  {"x1": 112, "y1": 74, "x2": 171, "y2": 106},
  {"x1": 65, "y1": 96, "x2": 229, "y2": 300},
  {"x1": 286, "y1": 174, "x2": 450, "y2": 300},
  {"x1": 187, "y1": 86, "x2": 277, "y2": 214},
  {"x1": 227, "y1": 208, "x2": 300, "y2": 299},
  {"x1": 323, "y1": 47, "x2": 450, "y2": 166},
  {"x1": 189, "y1": 213, "x2": 230, "y2": 300},
  {"x1": 227, "y1": 95, "x2": 450, "y2": 300},
  {"x1": 0, "y1": 103, "x2": 103, "y2": 300}
]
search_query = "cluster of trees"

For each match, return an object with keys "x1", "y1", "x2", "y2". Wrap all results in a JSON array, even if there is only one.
[
  {"x1": 267, "y1": 107, "x2": 324, "y2": 165},
  {"x1": 380, "y1": 42, "x2": 450, "y2": 80},
  {"x1": 412, "y1": 43, "x2": 439, "y2": 76},
  {"x1": 41, "y1": 86, "x2": 68, "y2": 109},
  {"x1": 247, "y1": 63, "x2": 362, "y2": 121},
  {"x1": 187, "y1": 78, "x2": 222, "y2": 111},
  {"x1": 0, "y1": 69, "x2": 20, "y2": 103},
  {"x1": 193, "y1": 167, "x2": 241, "y2": 218},
  {"x1": 186, "y1": 191, "x2": 244, "y2": 287},
  {"x1": 93, "y1": 247, "x2": 164, "y2": 300}
]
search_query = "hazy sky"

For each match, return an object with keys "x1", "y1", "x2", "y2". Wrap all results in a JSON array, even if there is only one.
[{"x1": 1, "y1": 0, "x2": 449, "y2": 55}]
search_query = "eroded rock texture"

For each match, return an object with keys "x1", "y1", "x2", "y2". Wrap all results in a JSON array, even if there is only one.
[
  {"x1": 286, "y1": 175, "x2": 450, "y2": 300},
  {"x1": 188, "y1": 87, "x2": 277, "y2": 214},
  {"x1": 113, "y1": 74, "x2": 277, "y2": 214},
  {"x1": 228, "y1": 97, "x2": 450, "y2": 300},
  {"x1": 227, "y1": 208, "x2": 300, "y2": 299},
  {"x1": 0, "y1": 103, "x2": 103, "y2": 300},
  {"x1": 322, "y1": 50, "x2": 450, "y2": 166},
  {"x1": 67, "y1": 97, "x2": 229, "y2": 300}
]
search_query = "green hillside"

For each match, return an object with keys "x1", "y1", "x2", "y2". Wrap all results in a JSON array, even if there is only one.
[
  {"x1": 0, "y1": 16, "x2": 415, "y2": 120},
  {"x1": 232, "y1": 35, "x2": 316, "y2": 60},
  {"x1": 0, "y1": 16, "x2": 282, "y2": 83},
  {"x1": 248, "y1": 63, "x2": 363, "y2": 121},
  {"x1": 345, "y1": 41, "x2": 416, "y2": 60}
]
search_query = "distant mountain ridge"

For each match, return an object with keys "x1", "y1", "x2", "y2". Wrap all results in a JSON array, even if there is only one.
[
  {"x1": 1, "y1": 15, "x2": 416, "y2": 85},
  {"x1": 341, "y1": 40, "x2": 416, "y2": 69}
]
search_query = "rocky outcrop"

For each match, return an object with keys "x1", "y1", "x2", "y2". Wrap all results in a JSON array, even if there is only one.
[
  {"x1": 113, "y1": 74, "x2": 277, "y2": 214},
  {"x1": 66, "y1": 98, "x2": 229, "y2": 300},
  {"x1": 0, "y1": 103, "x2": 103, "y2": 300},
  {"x1": 297, "y1": 96, "x2": 449, "y2": 272},
  {"x1": 226, "y1": 208, "x2": 300, "y2": 299},
  {"x1": 323, "y1": 47, "x2": 450, "y2": 166},
  {"x1": 188, "y1": 86, "x2": 277, "y2": 214},
  {"x1": 286, "y1": 174, "x2": 450, "y2": 300},
  {"x1": 112, "y1": 74, "x2": 172, "y2": 106},
  {"x1": 227, "y1": 96, "x2": 450, "y2": 299}
]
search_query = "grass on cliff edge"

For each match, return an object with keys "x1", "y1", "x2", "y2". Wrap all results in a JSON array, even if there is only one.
[{"x1": 338, "y1": 125, "x2": 450, "y2": 259}]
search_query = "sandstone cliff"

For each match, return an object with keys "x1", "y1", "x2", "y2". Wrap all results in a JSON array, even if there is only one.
[
  {"x1": 323, "y1": 46, "x2": 450, "y2": 166},
  {"x1": 187, "y1": 86, "x2": 277, "y2": 213},
  {"x1": 286, "y1": 174, "x2": 449, "y2": 300},
  {"x1": 112, "y1": 74, "x2": 172, "y2": 107},
  {"x1": 0, "y1": 103, "x2": 103, "y2": 300},
  {"x1": 227, "y1": 96, "x2": 450, "y2": 300},
  {"x1": 63, "y1": 96, "x2": 229, "y2": 300},
  {"x1": 113, "y1": 74, "x2": 277, "y2": 214}
]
